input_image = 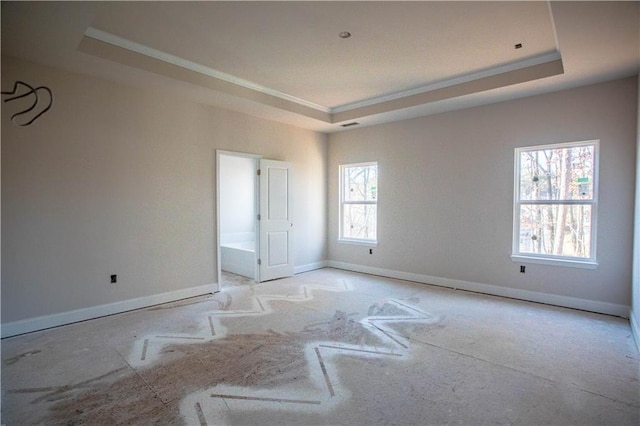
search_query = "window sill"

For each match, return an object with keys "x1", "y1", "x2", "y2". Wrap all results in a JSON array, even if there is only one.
[
  {"x1": 338, "y1": 239, "x2": 378, "y2": 247},
  {"x1": 511, "y1": 254, "x2": 598, "y2": 270}
]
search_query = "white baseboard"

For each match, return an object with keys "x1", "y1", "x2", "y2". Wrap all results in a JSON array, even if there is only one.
[
  {"x1": 1, "y1": 283, "x2": 217, "y2": 338},
  {"x1": 328, "y1": 261, "x2": 630, "y2": 318},
  {"x1": 4, "y1": 264, "x2": 630, "y2": 339},
  {"x1": 295, "y1": 261, "x2": 329, "y2": 275},
  {"x1": 630, "y1": 310, "x2": 640, "y2": 353}
]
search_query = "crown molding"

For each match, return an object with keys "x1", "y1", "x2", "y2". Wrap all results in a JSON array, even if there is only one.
[
  {"x1": 331, "y1": 51, "x2": 562, "y2": 114},
  {"x1": 83, "y1": 27, "x2": 564, "y2": 127},
  {"x1": 84, "y1": 27, "x2": 331, "y2": 114}
]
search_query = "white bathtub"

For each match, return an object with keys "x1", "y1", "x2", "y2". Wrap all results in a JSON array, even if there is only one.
[{"x1": 221, "y1": 241, "x2": 256, "y2": 279}]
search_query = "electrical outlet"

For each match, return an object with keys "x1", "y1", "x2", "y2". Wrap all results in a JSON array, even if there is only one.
[
  {"x1": 369, "y1": 248, "x2": 373, "y2": 255},
  {"x1": 520, "y1": 265, "x2": 526, "y2": 273},
  {"x1": 111, "y1": 274, "x2": 117, "y2": 283}
]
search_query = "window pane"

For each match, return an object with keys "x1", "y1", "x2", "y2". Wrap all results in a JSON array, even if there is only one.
[
  {"x1": 519, "y1": 145, "x2": 594, "y2": 201},
  {"x1": 519, "y1": 204, "x2": 592, "y2": 258},
  {"x1": 343, "y1": 204, "x2": 377, "y2": 240},
  {"x1": 344, "y1": 165, "x2": 377, "y2": 202}
]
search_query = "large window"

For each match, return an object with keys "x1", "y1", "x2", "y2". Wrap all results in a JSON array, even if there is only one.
[
  {"x1": 340, "y1": 162, "x2": 378, "y2": 244},
  {"x1": 513, "y1": 140, "x2": 598, "y2": 268}
]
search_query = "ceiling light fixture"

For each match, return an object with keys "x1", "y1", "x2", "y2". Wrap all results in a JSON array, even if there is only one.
[{"x1": 339, "y1": 31, "x2": 352, "y2": 39}]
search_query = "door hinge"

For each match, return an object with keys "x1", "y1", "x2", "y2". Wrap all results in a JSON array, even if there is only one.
[
  {"x1": 257, "y1": 169, "x2": 261, "y2": 176},
  {"x1": 257, "y1": 214, "x2": 261, "y2": 221},
  {"x1": 257, "y1": 259, "x2": 262, "y2": 265}
]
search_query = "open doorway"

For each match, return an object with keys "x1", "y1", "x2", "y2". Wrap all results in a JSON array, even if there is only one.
[
  {"x1": 216, "y1": 151, "x2": 295, "y2": 288},
  {"x1": 217, "y1": 151, "x2": 259, "y2": 287}
]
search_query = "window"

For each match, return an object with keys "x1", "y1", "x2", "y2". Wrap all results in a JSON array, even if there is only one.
[
  {"x1": 513, "y1": 140, "x2": 598, "y2": 268},
  {"x1": 339, "y1": 162, "x2": 378, "y2": 244}
]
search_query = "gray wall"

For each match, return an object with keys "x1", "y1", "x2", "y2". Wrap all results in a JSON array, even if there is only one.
[
  {"x1": 1, "y1": 56, "x2": 328, "y2": 324},
  {"x1": 2, "y1": 53, "x2": 637, "y2": 330},
  {"x1": 328, "y1": 77, "x2": 638, "y2": 310}
]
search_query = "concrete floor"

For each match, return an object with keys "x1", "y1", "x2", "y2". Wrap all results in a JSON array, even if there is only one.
[{"x1": 2, "y1": 268, "x2": 639, "y2": 425}]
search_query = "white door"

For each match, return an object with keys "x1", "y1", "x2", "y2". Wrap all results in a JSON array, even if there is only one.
[{"x1": 258, "y1": 159, "x2": 294, "y2": 282}]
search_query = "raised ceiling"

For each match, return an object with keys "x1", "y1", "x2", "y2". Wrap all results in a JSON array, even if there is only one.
[{"x1": 2, "y1": 1, "x2": 638, "y2": 132}]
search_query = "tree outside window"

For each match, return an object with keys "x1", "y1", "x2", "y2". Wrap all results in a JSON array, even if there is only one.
[
  {"x1": 340, "y1": 162, "x2": 378, "y2": 243},
  {"x1": 513, "y1": 141, "x2": 598, "y2": 266}
]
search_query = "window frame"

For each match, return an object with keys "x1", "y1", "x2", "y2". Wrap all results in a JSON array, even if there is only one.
[
  {"x1": 511, "y1": 140, "x2": 599, "y2": 269},
  {"x1": 339, "y1": 161, "x2": 378, "y2": 246}
]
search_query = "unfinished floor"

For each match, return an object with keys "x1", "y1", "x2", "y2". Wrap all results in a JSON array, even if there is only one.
[{"x1": 2, "y1": 268, "x2": 639, "y2": 425}]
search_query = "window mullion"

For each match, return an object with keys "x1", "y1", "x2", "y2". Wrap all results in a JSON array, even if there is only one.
[
  {"x1": 517, "y1": 200, "x2": 595, "y2": 205},
  {"x1": 343, "y1": 200, "x2": 377, "y2": 205}
]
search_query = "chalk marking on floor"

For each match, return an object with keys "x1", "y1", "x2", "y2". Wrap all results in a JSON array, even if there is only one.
[
  {"x1": 126, "y1": 281, "x2": 441, "y2": 425},
  {"x1": 317, "y1": 344, "x2": 403, "y2": 357},
  {"x1": 314, "y1": 347, "x2": 335, "y2": 397},
  {"x1": 180, "y1": 296, "x2": 442, "y2": 425},
  {"x1": 194, "y1": 402, "x2": 207, "y2": 426},
  {"x1": 4, "y1": 350, "x2": 42, "y2": 366},
  {"x1": 210, "y1": 394, "x2": 322, "y2": 405},
  {"x1": 367, "y1": 321, "x2": 408, "y2": 349},
  {"x1": 8, "y1": 367, "x2": 129, "y2": 404},
  {"x1": 208, "y1": 316, "x2": 216, "y2": 336},
  {"x1": 130, "y1": 279, "x2": 355, "y2": 367},
  {"x1": 155, "y1": 336, "x2": 206, "y2": 340},
  {"x1": 140, "y1": 339, "x2": 149, "y2": 361}
]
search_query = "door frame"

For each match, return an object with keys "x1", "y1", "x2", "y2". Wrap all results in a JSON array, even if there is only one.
[{"x1": 216, "y1": 150, "x2": 262, "y2": 287}]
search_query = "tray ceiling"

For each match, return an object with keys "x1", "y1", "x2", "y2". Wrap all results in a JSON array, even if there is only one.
[{"x1": 2, "y1": 2, "x2": 638, "y2": 132}]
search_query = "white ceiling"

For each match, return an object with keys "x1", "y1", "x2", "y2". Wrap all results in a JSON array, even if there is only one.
[{"x1": 2, "y1": 1, "x2": 639, "y2": 133}]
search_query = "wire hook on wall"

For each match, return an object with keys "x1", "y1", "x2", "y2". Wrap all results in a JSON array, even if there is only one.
[{"x1": 1, "y1": 81, "x2": 53, "y2": 126}]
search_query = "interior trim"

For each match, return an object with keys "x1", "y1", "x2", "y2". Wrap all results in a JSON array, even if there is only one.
[
  {"x1": 332, "y1": 58, "x2": 564, "y2": 123},
  {"x1": 84, "y1": 27, "x2": 331, "y2": 114},
  {"x1": 1, "y1": 283, "x2": 216, "y2": 338},
  {"x1": 294, "y1": 261, "x2": 329, "y2": 275},
  {"x1": 631, "y1": 310, "x2": 640, "y2": 353},
  {"x1": 78, "y1": 34, "x2": 332, "y2": 123},
  {"x1": 331, "y1": 51, "x2": 562, "y2": 113},
  {"x1": 81, "y1": 27, "x2": 565, "y2": 126},
  {"x1": 327, "y1": 261, "x2": 629, "y2": 318}
]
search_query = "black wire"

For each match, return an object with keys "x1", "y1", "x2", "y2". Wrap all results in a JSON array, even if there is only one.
[{"x1": 1, "y1": 81, "x2": 54, "y2": 126}]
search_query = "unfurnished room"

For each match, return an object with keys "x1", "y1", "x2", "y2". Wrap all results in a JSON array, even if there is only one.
[{"x1": 1, "y1": 1, "x2": 640, "y2": 425}]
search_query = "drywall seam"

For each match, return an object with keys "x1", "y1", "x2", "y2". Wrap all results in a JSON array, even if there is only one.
[
  {"x1": 327, "y1": 261, "x2": 629, "y2": 318},
  {"x1": 0, "y1": 284, "x2": 217, "y2": 338}
]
